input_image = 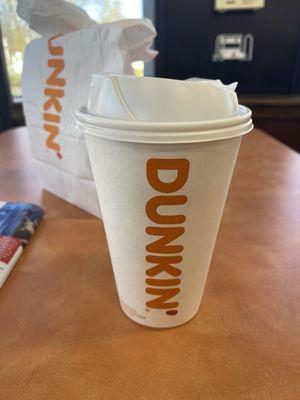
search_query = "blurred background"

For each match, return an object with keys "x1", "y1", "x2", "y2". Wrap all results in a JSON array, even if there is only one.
[{"x1": 1, "y1": 0, "x2": 300, "y2": 151}]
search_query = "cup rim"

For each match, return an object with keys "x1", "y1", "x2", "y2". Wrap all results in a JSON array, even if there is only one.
[
  {"x1": 76, "y1": 105, "x2": 253, "y2": 144},
  {"x1": 78, "y1": 119, "x2": 253, "y2": 144},
  {"x1": 76, "y1": 104, "x2": 252, "y2": 132}
]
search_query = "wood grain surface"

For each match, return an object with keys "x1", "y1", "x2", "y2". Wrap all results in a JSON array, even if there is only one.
[{"x1": 0, "y1": 127, "x2": 299, "y2": 400}]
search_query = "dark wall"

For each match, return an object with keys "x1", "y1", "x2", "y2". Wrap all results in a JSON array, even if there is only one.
[{"x1": 155, "y1": 1, "x2": 300, "y2": 95}]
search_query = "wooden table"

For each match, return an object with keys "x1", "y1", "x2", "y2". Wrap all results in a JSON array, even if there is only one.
[{"x1": 0, "y1": 127, "x2": 299, "y2": 400}]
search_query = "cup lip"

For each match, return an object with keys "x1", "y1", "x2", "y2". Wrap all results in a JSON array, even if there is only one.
[
  {"x1": 78, "y1": 119, "x2": 253, "y2": 144},
  {"x1": 76, "y1": 105, "x2": 253, "y2": 144},
  {"x1": 76, "y1": 104, "x2": 252, "y2": 132}
]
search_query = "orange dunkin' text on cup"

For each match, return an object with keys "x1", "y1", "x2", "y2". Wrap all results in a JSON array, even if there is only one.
[{"x1": 145, "y1": 158, "x2": 189, "y2": 316}]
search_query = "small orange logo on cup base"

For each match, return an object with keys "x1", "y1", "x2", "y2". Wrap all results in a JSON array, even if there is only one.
[{"x1": 145, "y1": 158, "x2": 189, "y2": 316}]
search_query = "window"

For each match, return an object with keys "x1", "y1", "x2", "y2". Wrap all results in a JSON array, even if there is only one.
[{"x1": 0, "y1": 0, "x2": 143, "y2": 98}]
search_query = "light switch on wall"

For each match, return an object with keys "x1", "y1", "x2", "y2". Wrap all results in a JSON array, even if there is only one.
[{"x1": 215, "y1": 0, "x2": 265, "y2": 12}]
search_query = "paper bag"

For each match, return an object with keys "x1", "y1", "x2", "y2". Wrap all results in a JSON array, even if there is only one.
[{"x1": 19, "y1": 0, "x2": 157, "y2": 217}]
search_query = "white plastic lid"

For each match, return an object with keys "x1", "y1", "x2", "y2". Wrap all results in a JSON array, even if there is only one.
[
  {"x1": 87, "y1": 74, "x2": 239, "y2": 122},
  {"x1": 76, "y1": 105, "x2": 253, "y2": 144}
]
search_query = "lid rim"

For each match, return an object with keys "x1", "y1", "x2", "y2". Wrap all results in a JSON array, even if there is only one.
[
  {"x1": 76, "y1": 105, "x2": 252, "y2": 132},
  {"x1": 76, "y1": 118, "x2": 253, "y2": 144}
]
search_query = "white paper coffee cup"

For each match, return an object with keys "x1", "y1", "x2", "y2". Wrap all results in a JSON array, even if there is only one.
[{"x1": 76, "y1": 104, "x2": 253, "y2": 328}]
